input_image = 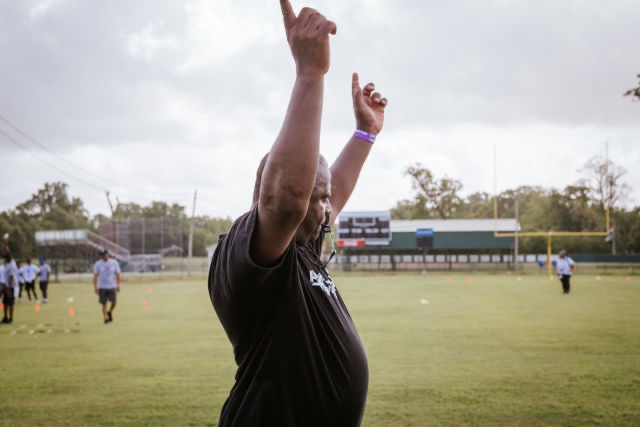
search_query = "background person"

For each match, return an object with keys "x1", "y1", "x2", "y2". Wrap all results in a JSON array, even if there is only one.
[
  {"x1": 2, "y1": 254, "x2": 19, "y2": 324},
  {"x1": 556, "y1": 250, "x2": 576, "y2": 294},
  {"x1": 93, "y1": 249, "x2": 121, "y2": 324},
  {"x1": 38, "y1": 257, "x2": 51, "y2": 303},
  {"x1": 21, "y1": 258, "x2": 40, "y2": 303},
  {"x1": 0, "y1": 260, "x2": 5, "y2": 305},
  {"x1": 16, "y1": 259, "x2": 25, "y2": 303},
  {"x1": 208, "y1": 1, "x2": 388, "y2": 425}
]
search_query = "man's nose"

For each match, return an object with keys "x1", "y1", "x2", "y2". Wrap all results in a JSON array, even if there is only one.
[{"x1": 324, "y1": 201, "x2": 332, "y2": 216}]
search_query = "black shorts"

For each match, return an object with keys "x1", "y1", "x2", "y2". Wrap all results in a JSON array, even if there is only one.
[
  {"x1": 3, "y1": 286, "x2": 15, "y2": 305},
  {"x1": 39, "y1": 281, "x2": 49, "y2": 292},
  {"x1": 26, "y1": 281, "x2": 36, "y2": 291},
  {"x1": 98, "y1": 288, "x2": 117, "y2": 304}
]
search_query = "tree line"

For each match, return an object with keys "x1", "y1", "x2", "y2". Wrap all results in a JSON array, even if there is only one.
[
  {"x1": 0, "y1": 182, "x2": 233, "y2": 259},
  {"x1": 1, "y1": 154, "x2": 638, "y2": 259},
  {"x1": 391, "y1": 155, "x2": 639, "y2": 254}
]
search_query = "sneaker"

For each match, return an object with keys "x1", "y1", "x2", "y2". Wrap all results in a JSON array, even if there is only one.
[
  {"x1": 107, "y1": 311, "x2": 113, "y2": 322},
  {"x1": 1, "y1": 318, "x2": 7, "y2": 324},
  {"x1": 43, "y1": 298, "x2": 48, "y2": 304},
  {"x1": 18, "y1": 298, "x2": 23, "y2": 303},
  {"x1": 6, "y1": 319, "x2": 12, "y2": 324}
]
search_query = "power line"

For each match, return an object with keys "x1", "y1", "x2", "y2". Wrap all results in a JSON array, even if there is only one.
[
  {"x1": 0, "y1": 128, "x2": 107, "y2": 192},
  {"x1": 0, "y1": 114, "x2": 120, "y2": 187},
  {"x1": 0, "y1": 114, "x2": 187, "y2": 198},
  {"x1": 1, "y1": 114, "x2": 247, "y2": 216}
]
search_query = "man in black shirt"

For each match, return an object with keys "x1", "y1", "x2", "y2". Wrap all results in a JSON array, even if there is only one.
[{"x1": 208, "y1": 1, "x2": 388, "y2": 425}]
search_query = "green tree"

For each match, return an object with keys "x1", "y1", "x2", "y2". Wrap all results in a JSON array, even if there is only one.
[
  {"x1": 0, "y1": 182, "x2": 92, "y2": 258},
  {"x1": 456, "y1": 191, "x2": 493, "y2": 219},
  {"x1": 17, "y1": 182, "x2": 91, "y2": 229},
  {"x1": 189, "y1": 216, "x2": 234, "y2": 256},
  {"x1": 577, "y1": 155, "x2": 630, "y2": 210},
  {"x1": 624, "y1": 73, "x2": 640, "y2": 101},
  {"x1": 391, "y1": 164, "x2": 463, "y2": 219},
  {"x1": 391, "y1": 197, "x2": 428, "y2": 220}
]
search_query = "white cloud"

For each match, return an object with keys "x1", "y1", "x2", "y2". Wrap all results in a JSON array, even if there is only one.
[
  {"x1": 1, "y1": 0, "x2": 639, "y2": 220},
  {"x1": 124, "y1": 20, "x2": 178, "y2": 62},
  {"x1": 29, "y1": 0, "x2": 64, "y2": 20},
  {"x1": 176, "y1": 0, "x2": 280, "y2": 73}
]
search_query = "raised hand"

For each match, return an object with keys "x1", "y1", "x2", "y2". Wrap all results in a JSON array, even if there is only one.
[
  {"x1": 280, "y1": 0, "x2": 337, "y2": 76},
  {"x1": 352, "y1": 72, "x2": 388, "y2": 135}
]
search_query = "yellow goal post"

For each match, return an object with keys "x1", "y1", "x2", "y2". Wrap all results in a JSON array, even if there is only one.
[{"x1": 493, "y1": 196, "x2": 611, "y2": 276}]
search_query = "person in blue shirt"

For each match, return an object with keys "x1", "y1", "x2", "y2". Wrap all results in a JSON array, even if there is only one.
[{"x1": 556, "y1": 250, "x2": 576, "y2": 294}]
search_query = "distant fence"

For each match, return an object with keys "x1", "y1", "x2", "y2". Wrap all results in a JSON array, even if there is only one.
[{"x1": 328, "y1": 253, "x2": 640, "y2": 272}]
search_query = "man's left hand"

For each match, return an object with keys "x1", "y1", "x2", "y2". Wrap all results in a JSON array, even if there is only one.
[{"x1": 352, "y1": 72, "x2": 388, "y2": 135}]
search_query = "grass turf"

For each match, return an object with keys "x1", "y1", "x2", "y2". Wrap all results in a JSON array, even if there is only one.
[{"x1": 1, "y1": 272, "x2": 639, "y2": 426}]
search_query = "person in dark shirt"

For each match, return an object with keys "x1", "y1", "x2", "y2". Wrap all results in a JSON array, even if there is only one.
[{"x1": 208, "y1": 1, "x2": 388, "y2": 425}]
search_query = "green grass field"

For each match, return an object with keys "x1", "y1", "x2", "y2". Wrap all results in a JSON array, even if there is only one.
[{"x1": 2, "y1": 272, "x2": 639, "y2": 426}]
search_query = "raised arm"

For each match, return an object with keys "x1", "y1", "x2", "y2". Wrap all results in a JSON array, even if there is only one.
[
  {"x1": 251, "y1": 0, "x2": 337, "y2": 265},
  {"x1": 329, "y1": 73, "x2": 388, "y2": 225},
  {"x1": 2, "y1": 233, "x2": 9, "y2": 256}
]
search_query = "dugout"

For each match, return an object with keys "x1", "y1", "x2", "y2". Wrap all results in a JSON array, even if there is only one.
[{"x1": 333, "y1": 218, "x2": 520, "y2": 271}]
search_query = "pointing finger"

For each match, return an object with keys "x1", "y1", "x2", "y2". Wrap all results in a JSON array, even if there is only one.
[
  {"x1": 352, "y1": 72, "x2": 361, "y2": 98},
  {"x1": 280, "y1": 0, "x2": 296, "y2": 36}
]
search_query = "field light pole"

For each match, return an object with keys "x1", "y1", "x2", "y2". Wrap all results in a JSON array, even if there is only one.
[
  {"x1": 188, "y1": 189, "x2": 197, "y2": 276},
  {"x1": 514, "y1": 199, "x2": 519, "y2": 271}
]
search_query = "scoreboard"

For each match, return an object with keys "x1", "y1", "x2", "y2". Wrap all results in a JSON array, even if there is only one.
[
  {"x1": 337, "y1": 211, "x2": 391, "y2": 246},
  {"x1": 416, "y1": 228, "x2": 434, "y2": 249}
]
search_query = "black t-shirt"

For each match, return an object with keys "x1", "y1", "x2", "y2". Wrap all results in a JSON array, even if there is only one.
[{"x1": 208, "y1": 206, "x2": 368, "y2": 426}]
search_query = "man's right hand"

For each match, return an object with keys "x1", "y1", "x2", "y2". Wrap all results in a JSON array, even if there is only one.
[{"x1": 280, "y1": 0, "x2": 336, "y2": 76}]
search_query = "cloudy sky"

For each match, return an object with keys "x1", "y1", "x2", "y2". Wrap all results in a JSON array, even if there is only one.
[{"x1": 1, "y1": 0, "x2": 639, "y2": 221}]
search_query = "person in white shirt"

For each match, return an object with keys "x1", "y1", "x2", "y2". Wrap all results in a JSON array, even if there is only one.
[
  {"x1": 556, "y1": 250, "x2": 576, "y2": 294},
  {"x1": 38, "y1": 258, "x2": 52, "y2": 303},
  {"x1": 21, "y1": 258, "x2": 40, "y2": 302},
  {"x1": 93, "y1": 249, "x2": 121, "y2": 324}
]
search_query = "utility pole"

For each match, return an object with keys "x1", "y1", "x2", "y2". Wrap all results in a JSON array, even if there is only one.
[
  {"x1": 514, "y1": 199, "x2": 519, "y2": 271},
  {"x1": 605, "y1": 142, "x2": 616, "y2": 255},
  {"x1": 105, "y1": 191, "x2": 115, "y2": 216},
  {"x1": 188, "y1": 189, "x2": 197, "y2": 276}
]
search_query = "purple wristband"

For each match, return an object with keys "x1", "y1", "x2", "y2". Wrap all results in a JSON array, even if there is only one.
[{"x1": 353, "y1": 129, "x2": 376, "y2": 144}]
